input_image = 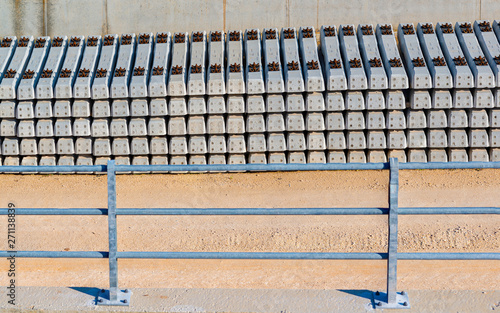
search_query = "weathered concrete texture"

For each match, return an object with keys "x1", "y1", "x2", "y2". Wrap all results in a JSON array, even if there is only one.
[
  {"x1": 225, "y1": 0, "x2": 287, "y2": 31},
  {"x1": 0, "y1": 0, "x2": 44, "y2": 37},
  {"x1": 46, "y1": 0, "x2": 106, "y2": 37},
  {"x1": 0, "y1": 287, "x2": 499, "y2": 312},
  {"x1": 0, "y1": 0, "x2": 497, "y2": 37},
  {"x1": 106, "y1": 0, "x2": 224, "y2": 35},
  {"x1": 316, "y1": 0, "x2": 480, "y2": 27},
  {"x1": 481, "y1": 0, "x2": 500, "y2": 22}
]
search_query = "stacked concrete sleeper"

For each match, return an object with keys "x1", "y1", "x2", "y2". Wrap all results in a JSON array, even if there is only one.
[{"x1": 0, "y1": 21, "x2": 500, "y2": 173}]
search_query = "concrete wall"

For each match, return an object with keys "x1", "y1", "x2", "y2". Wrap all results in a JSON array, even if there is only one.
[{"x1": 0, "y1": 0, "x2": 498, "y2": 37}]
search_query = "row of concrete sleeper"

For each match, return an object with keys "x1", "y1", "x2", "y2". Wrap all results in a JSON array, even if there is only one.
[{"x1": 1, "y1": 21, "x2": 500, "y2": 170}]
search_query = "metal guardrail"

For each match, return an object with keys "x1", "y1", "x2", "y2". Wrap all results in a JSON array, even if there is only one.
[{"x1": 0, "y1": 159, "x2": 499, "y2": 309}]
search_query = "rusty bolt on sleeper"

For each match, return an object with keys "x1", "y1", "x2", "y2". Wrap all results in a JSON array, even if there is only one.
[
  {"x1": 41, "y1": 69, "x2": 53, "y2": 78},
  {"x1": 156, "y1": 33, "x2": 169, "y2": 44},
  {"x1": 152, "y1": 66, "x2": 164, "y2": 75},
  {"x1": 192, "y1": 32, "x2": 204, "y2": 43},
  {"x1": 103, "y1": 35, "x2": 114, "y2": 46},
  {"x1": 22, "y1": 69, "x2": 35, "y2": 79},
  {"x1": 211, "y1": 31, "x2": 222, "y2": 42},
  {"x1": 478, "y1": 21, "x2": 492, "y2": 32},
  {"x1": 171, "y1": 65, "x2": 183, "y2": 75},
  {"x1": 95, "y1": 68, "x2": 107, "y2": 78},
  {"x1": 121, "y1": 34, "x2": 132, "y2": 45},
  {"x1": 474, "y1": 56, "x2": 488, "y2": 66},
  {"x1": 35, "y1": 38, "x2": 46, "y2": 48},
  {"x1": 453, "y1": 56, "x2": 467, "y2": 66},
  {"x1": 460, "y1": 23, "x2": 473, "y2": 33},
  {"x1": 114, "y1": 67, "x2": 126, "y2": 77},
  {"x1": 268, "y1": 62, "x2": 280, "y2": 71},
  {"x1": 87, "y1": 36, "x2": 98, "y2": 47},
  {"x1": 369, "y1": 58, "x2": 382, "y2": 68},
  {"x1": 329, "y1": 59, "x2": 342, "y2": 69},
  {"x1": 229, "y1": 63, "x2": 241, "y2": 73},
  {"x1": 229, "y1": 31, "x2": 240, "y2": 41},
  {"x1": 52, "y1": 37, "x2": 64, "y2": 47},
  {"x1": 349, "y1": 58, "x2": 362, "y2": 68},
  {"x1": 306, "y1": 60, "x2": 319, "y2": 70},
  {"x1": 248, "y1": 62, "x2": 260, "y2": 72},
  {"x1": 174, "y1": 33, "x2": 185, "y2": 44},
  {"x1": 402, "y1": 24, "x2": 415, "y2": 35},
  {"x1": 59, "y1": 68, "x2": 72, "y2": 78},
  {"x1": 190, "y1": 64, "x2": 202, "y2": 74},
  {"x1": 133, "y1": 67, "x2": 145, "y2": 76},
  {"x1": 324, "y1": 26, "x2": 336, "y2": 37},
  {"x1": 1, "y1": 37, "x2": 13, "y2": 47},
  {"x1": 361, "y1": 25, "x2": 373, "y2": 35},
  {"x1": 342, "y1": 25, "x2": 354, "y2": 36},
  {"x1": 69, "y1": 37, "x2": 81, "y2": 47},
  {"x1": 265, "y1": 29, "x2": 276, "y2": 40},
  {"x1": 302, "y1": 27, "x2": 314, "y2": 38},
  {"x1": 421, "y1": 23, "x2": 434, "y2": 34},
  {"x1": 283, "y1": 28, "x2": 295, "y2": 39},
  {"x1": 432, "y1": 56, "x2": 446, "y2": 66},
  {"x1": 3, "y1": 70, "x2": 17, "y2": 82},
  {"x1": 18, "y1": 37, "x2": 30, "y2": 47},
  {"x1": 139, "y1": 33, "x2": 150, "y2": 44},
  {"x1": 210, "y1": 64, "x2": 221, "y2": 73},
  {"x1": 380, "y1": 24, "x2": 393, "y2": 35},
  {"x1": 247, "y1": 30, "x2": 258, "y2": 40},
  {"x1": 78, "y1": 68, "x2": 90, "y2": 78},
  {"x1": 412, "y1": 57, "x2": 426, "y2": 67},
  {"x1": 440, "y1": 23, "x2": 454, "y2": 34},
  {"x1": 287, "y1": 61, "x2": 299, "y2": 71}
]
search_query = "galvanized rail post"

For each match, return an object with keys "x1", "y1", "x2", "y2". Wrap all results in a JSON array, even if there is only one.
[
  {"x1": 97, "y1": 160, "x2": 131, "y2": 306},
  {"x1": 374, "y1": 158, "x2": 410, "y2": 309}
]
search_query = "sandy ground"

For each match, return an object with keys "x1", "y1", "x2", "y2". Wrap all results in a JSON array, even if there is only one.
[{"x1": 0, "y1": 169, "x2": 498, "y2": 291}]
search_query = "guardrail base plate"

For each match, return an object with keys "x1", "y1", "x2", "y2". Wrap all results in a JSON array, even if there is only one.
[
  {"x1": 373, "y1": 291, "x2": 410, "y2": 309},
  {"x1": 97, "y1": 289, "x2": 131, "y2": 306}
]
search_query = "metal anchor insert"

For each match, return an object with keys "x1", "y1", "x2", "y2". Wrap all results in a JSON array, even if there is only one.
[
  {"x1": 59, "y1": 68, "x2": 72, "y2": 78},
  {"x1": 324, "y1": 26, "x2": 336, "y2": 37},
  {"x1": 229, "y1": 63, "x2": 241, "y2": 73},
  {"x1": 152, "y1": 66, "x2": 164, "y2": 75},
  {"x1": 114, "y1": 67, "x2": 126, "y2": 77},
  {"x1": 287, "y1": 61, "x2": 299, "y2": 71},
  {"x1": 268, "y1": 62, "x2": 280, "y2": 71},
  {"x1": 171, "y1": 65, "x2": 183, "y2": 75},
  {"x1": 432, "y1": 56, "x2": 446, "y2": 66},
  {"x1": 248, "y1": 62, "x2": 260, "y2": 72},
  {"x1": 411, "y1": 57, "x2": 426, "y2": 67},
  {"x1": 209, "y1": 64, "x2": 221, "y2": 73},
  {"x1": 78, "y1": 68, "x2": 90, "y2": 78},
  {"x1": 87, "y1": 36, "x2": 99, "y2": 47}
]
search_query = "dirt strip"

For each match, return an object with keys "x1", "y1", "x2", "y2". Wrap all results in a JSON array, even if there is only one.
[{"x1": 0, "y1": 169, "x2": 498, "y2": 290}]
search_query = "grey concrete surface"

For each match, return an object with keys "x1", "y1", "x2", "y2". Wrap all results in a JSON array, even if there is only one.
[
  {"x1": 0, "y1": 287, "x2": 498, "y2": 312},
  {"x1": 0, "y1": 0, "x2": 498, "y2": 37}
]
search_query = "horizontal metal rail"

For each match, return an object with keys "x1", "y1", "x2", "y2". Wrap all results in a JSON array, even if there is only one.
[
  {"x1": 1, "y1": 161, "x2": 499, "y2": 174},
  {"x1": 399, "y1": 161, "x2": 500, "y2": 170},
  {"x1": 0, "y1": 165, "x2": 106, "y2": 172},
  {"x1": 0, "y1": 251, "x2": 498, "y2": 260},
  {"x1": 1, "y1": 207, "x2": 498, "y2": 215},
  {"x1": 0, "y1": 251, "x2": 108, "y2": 258}
]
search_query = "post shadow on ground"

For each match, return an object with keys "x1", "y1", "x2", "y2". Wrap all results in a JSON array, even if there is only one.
[
  {"x1": 338, "y1": 289, "x2": 376, "y2": 308},
  {"x1": 69, "y1": 287, "x2": 102, "y2": 305}
]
